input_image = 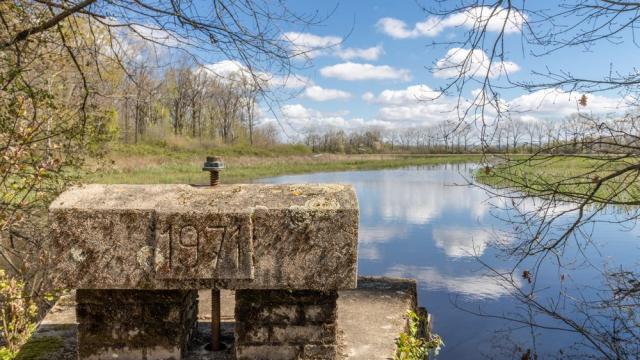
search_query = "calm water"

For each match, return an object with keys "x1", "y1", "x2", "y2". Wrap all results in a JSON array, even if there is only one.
[{"x1": 256, "y1": 163, "x2": 640, "y2": 359}]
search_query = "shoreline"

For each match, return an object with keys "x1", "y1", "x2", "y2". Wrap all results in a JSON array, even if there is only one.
[{"x1": 86, "y1": 149, "x2": 486, "y2": 185}]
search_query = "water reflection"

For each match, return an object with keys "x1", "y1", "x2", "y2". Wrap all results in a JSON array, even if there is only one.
[
  {"x1": 386, "y1": 264, "x2": 520, "y2": 300},
  {"x1": 432, "y1": 227, "x2": 491, "y2": 258},
  {"x1": 256, "y1": 163, "x2": 639, "y2": 359},
  {"x1": 358, "y1": 226, "x2": 407, "y2": 260},
  {"x1": 364, "y1": 166, "x2": 489, "y2": 224}
]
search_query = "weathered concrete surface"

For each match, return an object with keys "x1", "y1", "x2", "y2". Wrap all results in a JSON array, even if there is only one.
[
  {"x1": 235, "y1": 290, "x2": 339, "y2": 359},
  {"x1": 22, "y1": 277, "x2": 418, "y2": 359},
  {"x1": 337, "y1": 277, "x2": 417, "y2": 359},
  {"x1": 76, "y1": 289, "x2": 198, "y2": 359},
  {"x1": 48, "y1": 184, "x2": 358, "y2": 291},
  {"x1": 20, "y1": 293, "x2": 78, "y2": 360}
]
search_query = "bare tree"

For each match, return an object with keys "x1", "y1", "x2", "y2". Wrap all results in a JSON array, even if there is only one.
[
  {"x1": 238, "y1": 77, "x2": 260, "y2": 145},
  {"x1": 418, "y1": 2, "x2": 640, "y2": 358},
  {"x1": 0, "y1": 0, "x2": 329, "y2": 305}
]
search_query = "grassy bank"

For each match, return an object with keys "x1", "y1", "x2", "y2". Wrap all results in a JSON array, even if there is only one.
[
  {"x1": 476, "y1": 155, "x2": 640, "y2": 203},
  {"x1": 85, "y1": 143, "x2": 483, "y2": 184}
]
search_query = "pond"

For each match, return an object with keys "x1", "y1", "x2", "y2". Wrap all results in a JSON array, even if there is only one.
[{"x1": 256, "y1": 163, "x2": 640, "y2": 359}]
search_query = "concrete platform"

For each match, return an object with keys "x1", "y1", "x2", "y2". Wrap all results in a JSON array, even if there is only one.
[{"x1": 18, "y1": 277, "x2": 418, "y2": 359}]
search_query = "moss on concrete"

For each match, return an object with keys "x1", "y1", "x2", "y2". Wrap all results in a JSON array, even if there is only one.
[{"x1": 15, "y1": 336, "x2": 63, "y2": 360}]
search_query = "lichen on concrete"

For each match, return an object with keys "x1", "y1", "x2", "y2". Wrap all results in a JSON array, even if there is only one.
[
  {"x1": 24, "y1": 277, "x2": 420, "y2": 359},
  {"x1": 46, "y1": 184, "x2": 359, "y2": 291}
]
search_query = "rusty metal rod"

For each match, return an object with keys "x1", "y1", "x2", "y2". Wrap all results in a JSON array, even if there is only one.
[
  {"x1": 203, "y1": 156, "x2": 223, "y2": 351},
  {"x1": 210, "y1": 171, "x2": 219, "y2": 186},
  {"x1": 211, "y1": 289, "x2": 221, "y2": 351}
]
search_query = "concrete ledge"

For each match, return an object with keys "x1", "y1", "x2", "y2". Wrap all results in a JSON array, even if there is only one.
[
  {"x1": 20, "y1": 277, "x2": 418, "y2": 359},
  {"x1": 47, "y1": 184, "x2": 358, "y2": 291},
  {"x1": 337, "y1": 277, "x2": 418, "y2": 359}
]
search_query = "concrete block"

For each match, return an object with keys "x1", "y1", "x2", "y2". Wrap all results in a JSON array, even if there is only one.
[
  {"x1": 47, "y1": 184, "x2": 358, "y2": 291},
  {"x1": 238, "y1": 326, "x2": 270, "y2": 344},
  {"x1": 235, "y1": 290, "x2": 338, "y2": 359},
  {"x1": 76, "y1": 289, "x2": 197, "y2": 359},
  {"x1": 236, "y1": 345, "x2": 301, "y2": 360},
  {"x1": 303, "y1": 304, "x2": 337, "y2": 323},
  {"x1": 270, "y1": 324, "x2": 336, "y2": 344},
  {"x1": 258, "y1": 305, "x2": 300, "y2": 323},
  {"x1": 303, "y1": 345, "x2": 338, "y2": 359}
]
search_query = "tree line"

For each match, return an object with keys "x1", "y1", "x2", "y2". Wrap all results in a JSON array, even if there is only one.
[
  {"x1": 303, "y1": 112, "x2": 639, "y2": 155},
  {"x1": 0, "y1": 1, "x2": 315, "y2": 354},
  {"x1": 118, "y1": 60, "x2": 280, "y2": 147}
]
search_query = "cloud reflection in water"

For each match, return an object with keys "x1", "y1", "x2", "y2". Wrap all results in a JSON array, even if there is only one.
[
  {"x1": 386, "y1": 264, "x2": 520, "y2": 300},
  {"x1": 357, "y1": 166, "x2": 490, "y2": 225},
  {"x1": 432, "y1": 227, "x2": 491, "y2": 258},
  {"x1": 358, "y1": 226, "x2": 408, "y2": 260}
]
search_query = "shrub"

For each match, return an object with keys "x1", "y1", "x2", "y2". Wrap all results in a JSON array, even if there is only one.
[
  {"x1": 395, "y1": 310, "x2": 444, "y2": 360},
  {"x1": 0, "y1": 270, "x2": 38, "y2": 359}
]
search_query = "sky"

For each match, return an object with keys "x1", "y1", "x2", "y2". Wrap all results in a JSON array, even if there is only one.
[{"x1": 195, "y1": 0, "x2": 639, "y2": 137}]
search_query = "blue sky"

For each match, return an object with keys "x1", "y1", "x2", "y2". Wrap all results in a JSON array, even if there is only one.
[{"x1": 197, "y1": 1, "x2": 638, "y2": 135}]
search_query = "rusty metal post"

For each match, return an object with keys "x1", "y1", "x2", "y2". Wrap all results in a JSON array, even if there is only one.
[
  {"x1": 203, "y1": 156, "x2": 224, "y2": 351},
  {"x1": 210, "y1": 170, "x2": 219, "y2": 186},
  {"x1": 210, "y1": 289, "x2": 221, "y2": 351}
]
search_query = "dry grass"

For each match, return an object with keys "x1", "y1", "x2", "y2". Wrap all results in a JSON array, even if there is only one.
[
  {"x1": 477, "y1": 155, "x2": 640, "y2": 204},
  {"x1": 85, "y1": 144, "x2": 482, "y2": 184}
]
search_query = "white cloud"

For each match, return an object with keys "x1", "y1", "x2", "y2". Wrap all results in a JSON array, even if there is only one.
[
  {"x1": 363, "y1": 84, "x2": 463, "y2": 124},
  {"x1": 281, "y1": 104, "x2": 315, "y2": 119},
  {"x1": 279, "y1": 104, "x2": 365, "y2": 130},
  {"x1": 199, "y1": 60, "x2": 311, "y2": 89},
  {"x1": 433, "y1": 48, "x2": 519, "y2": 79},
  {"x1": 320, "y1": 62, "x2": 412, "y2": 81},
  {"x1": 267, "y1": 74, "x2": 313, "y2": 89},
  {"x1": 335, "y1": 45, "x2": 384, "y2": 61},
  {"x1": 281, "y1": 32, "x2": 384, "y2": 62},
  {"x1": 127, "y1": 24, "x2": 190, "y2": 47},
  {"x1": 362, "y1": 92, "x2": 375, "y2": 102},
  {"x1": 201, "y1": 60, "x2": 246, "y2": 79},
  {"x1": 506, "y1": 88, "x2": 632, "y2": 121},
  {"x1": 364, "y1": 84, "x2": 441, "y2": 105},
  {"x1": 377, "y1": 17, "x2": 442, "y2": 39},
  {"x1": 356, "y1": 81, "x2": 630, "y2": 132},
  {"x1": 303, "y1": 85, "x2": 351, "y2": 101},
  {"x1": 363, "y1": 83, "x2": 631, "y2": 127},
  {"x1": 377, "y1": 6, "x2": 526, "y2": 39},
  {"x1": 463, "y1": 6, "x2": 526, "y2": 33},
  {"x1": 377, "y1": 103, "x2": 458, "y2": 123},
  {"x1": 110, "y1": 23, "x2": 182, "y2": 62},
  {"x1": 281, "y1": 32, "x2": 342, "y2": 59}
]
